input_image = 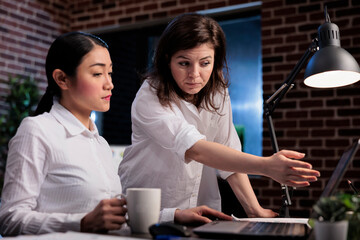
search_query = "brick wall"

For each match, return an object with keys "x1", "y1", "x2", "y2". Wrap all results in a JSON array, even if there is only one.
[
  {"x1": 0, "y1": 0, "x2": 69, "y2": 115},
  {"x1": 260, "y1": 0, "x2": 360, "y2": 217},
  {"x1": 1, "y1": 0, "x2": 360, "y2": 217}
]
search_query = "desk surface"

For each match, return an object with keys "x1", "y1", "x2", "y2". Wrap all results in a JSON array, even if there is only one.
[
  {"x1": 3, "y1": 224, "x2": 315, "y2": 240},
  {"x1": 3, "y1": 231, "x2": 146, "y2": 240},
  {"x1": 3, "y1": 231, "x2": 316, "y2": 240}
]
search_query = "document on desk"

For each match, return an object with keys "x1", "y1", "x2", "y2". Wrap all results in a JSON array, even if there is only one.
[
  {"x1": 4, "y1": 231, "x2": 147, "y2": 240},
  {"x1": 232, "y1": 214, "x2": 310, "y2": 227}
]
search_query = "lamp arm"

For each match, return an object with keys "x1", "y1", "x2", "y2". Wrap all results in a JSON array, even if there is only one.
[
  {"x1": 263, "y1": 38, "x2": 318, "y2": 217},
  {"x1": 265, "y1": 39, "x2": 319, "y2": 115}
]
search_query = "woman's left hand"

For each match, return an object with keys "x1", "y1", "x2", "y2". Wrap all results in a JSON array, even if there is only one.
[{"x1": 246, "y1": 207, "x2": 279, "y2": 218}]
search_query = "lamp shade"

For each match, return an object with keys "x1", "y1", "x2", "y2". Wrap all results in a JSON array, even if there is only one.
[{"x1": 304, "y1": 22, "x2": 360, "y2": 88}]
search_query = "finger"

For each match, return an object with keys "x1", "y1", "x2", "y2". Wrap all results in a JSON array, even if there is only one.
[
  {"x1": 109, "y1": 205, "x2": 127, "y2": 216},
  {"x1": 113, "y1": 215, "x2": 127, "y2": 224},
  {"x1": 200, "y1": 207, "x2": 232, "y2": 221},
  {"x1": 280, "y1": 150, "x2": 306, "y2": 159},
  {"x1": 104, "y1": 221, "x2": 125, "y2": 231},
  {"x1": 109, "y1": 198, "x2": 127, "y2": 206},
  {"x1": 190, "y1": 214, "x2": 212, "y2": 224},
  {"x1": 118, "y1": 197, "x2": 127, "y2": 205},
  {"x1": 286, "y1": 159, "x2": 313, "y2": 169},
  {"x1": 285, "y1": 180, "x2": 310, "y2": 188},
  {"x1": 285, "y1": 174, "x2": 318, "y2": 182},
  {"x1": 290, "y1": 167, "x2": 320, "y2": 177},
  {"x1": 262, "y1": 210, "x2": 279, "y2": 218},
  {"x1": 105, "y1": 215, "x2": 127, "y2": 225},
  {"x1": 270, "y1": 212, "x2": 279, "y2": 218}
]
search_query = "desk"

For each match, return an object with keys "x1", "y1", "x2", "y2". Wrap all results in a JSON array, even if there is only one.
[
  {"x1": 2, "y1": 230, "x2": 147, "y2": 240},
  {"x1": 2, "y1": 231, "x2": 316, "y2": 240},
  {"x1": 2, "y1": 224, "x2": 315, "y2": 240},
  {"x1": 2, "y1": 230, "x2": 198, "y2": 240}
]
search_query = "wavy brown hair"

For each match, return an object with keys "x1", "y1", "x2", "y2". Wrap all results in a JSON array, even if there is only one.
[{"x1": 144, "y1": 13, "x2": 229, "y2": 112}]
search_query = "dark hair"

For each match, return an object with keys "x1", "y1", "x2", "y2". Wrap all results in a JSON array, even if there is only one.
[
  {"x1": 146, "y1": 13, "x2": 229, "y2": 112},
  {"x1": 34, "y1": 31, "x2": 109, "y2": 116}
]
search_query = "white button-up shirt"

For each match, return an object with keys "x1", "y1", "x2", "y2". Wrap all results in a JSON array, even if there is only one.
[
  {"x1": 0, "y1": 101, "x2": 121, "y2": 236},
  {"x1": 119, "y1": 80, "x2": 241, "y2": 222}
]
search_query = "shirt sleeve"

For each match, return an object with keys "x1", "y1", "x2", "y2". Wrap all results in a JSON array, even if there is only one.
[
  {"x1": 0, "y1": 118, "x2": 86, "y2": 236},
  {"x1": 213, "y1": 92, "x2": 242, "y2": 180},
  {"x1": 132, "y1": 82, "x2": 205, "y2": 162},
  {"x1": 159, "y1": 208, "x2": 177, "y2": 223}
]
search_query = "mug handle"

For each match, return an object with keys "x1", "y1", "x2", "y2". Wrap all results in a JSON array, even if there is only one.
[
  {"x1": 115, "y1": 193, "x2": 127, "y2": 199},
  {"x1": 114, "y1": 194, "x2": 129, "y2": 223}
]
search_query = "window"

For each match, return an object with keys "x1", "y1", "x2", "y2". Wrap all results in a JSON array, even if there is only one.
[{"x1": 220, "y1": 15, "x2": 262, "y2": 156}]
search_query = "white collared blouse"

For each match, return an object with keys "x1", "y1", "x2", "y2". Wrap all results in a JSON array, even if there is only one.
[
  {"x1": 119, "y1": 80, "x2": 241, "y2": 222},
  {"x1": 0, "y1": 101, "x2": 121, "y2": 236}
]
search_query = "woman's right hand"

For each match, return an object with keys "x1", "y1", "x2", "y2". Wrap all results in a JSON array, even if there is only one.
[
  {"x1": 174, "y1": 205, "x2": 232, "y2": 225},
  {"x1": 264, "y1": 150, "x2": 320, "y2": 187},
  {"x1": 81, "y1": 198, "x2": 127, "y2": 233}
]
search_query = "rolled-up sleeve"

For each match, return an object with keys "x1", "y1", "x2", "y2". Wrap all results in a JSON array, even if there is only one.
[{"x1": 132, "y1": 82, "x2": 205, "y2": 162}]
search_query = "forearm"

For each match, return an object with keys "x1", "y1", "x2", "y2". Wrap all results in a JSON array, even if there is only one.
[
  {"x1": 186, "y1": 140, "x2": 318, "y2": 188},
  {"x1": 0, "y1": 208, "x2": 85, "y2": 236},
  {"x1": 185, "y1": 140, "x2": 266, "y2": 175},
  {"x1": 226, "y1": 173, "x2": 261, "y2": 217}
]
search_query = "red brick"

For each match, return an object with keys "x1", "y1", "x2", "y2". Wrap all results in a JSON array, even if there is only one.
[
  {"x1": 262, "y1": 37, "x2": 283, "y2": 45},
  {"x1": 274, "y1": 26, "x2": 296, "y2": 35},
  {"x1": 170, "y1": 8, "x2": 186, "y2": 15},
  {"x1": 299, "y1": 100, "x2": 323, "y2": 108},
  {"x1": 299, "y1": 120, "x2": 323, "y2": 128},
  {"x1": 188, "y1": 4, "x2": 206, "y2": 12},
  {"x1": 262, "y1": 18, "x2": 282, "y2": 28},
  {"x1": 286, "y1": 130, "x2": 309, "y2": 137},
  {"x1": 285, "y1": 15, "x2": 306, "y2": 24},
  {"x1": 135, "y1": 14, "x2": 149, "y2": 21},
  {"x1": 310, "y1": 109, "x2": 334, "y2": 118},
  {"x1": 180, "y1": 0, "x2": 195, "y2": 3},
  {"x1": 161, "y1": 1, "x2": 177, "y2": 8},
  {"x1": 311, "y1": 129, "x2": 336, "y2": 137},
  {"x1": 208, "y1": 1, "x2": 226, "y2": 9},
  {"x1": 1, "y1": 1, "x2": 18, "y2": 10},
  {"x1": 275, "y1": 7, "x2": 296, "y2": 16},
  {"x1": 126, "y1": 6, "x2": 140, "y2": 14},
  {"x1": 143, "y1": 3, "x2": 158, "y2": 11}
]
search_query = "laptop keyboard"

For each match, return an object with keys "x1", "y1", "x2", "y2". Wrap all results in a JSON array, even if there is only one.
[
  {"x1": 193, "y1": 220, "x2": 307, "y2": 238},
  {"x1": 242, "y1": 222, "x2": 292, "y2": 236}
]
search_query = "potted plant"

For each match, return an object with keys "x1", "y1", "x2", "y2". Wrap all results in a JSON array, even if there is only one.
[
  {"x1": 312, "y1": 194, "x2": 348, "y2": 240},
  {"x1": 0, "y1": 75, "x2": 39, "y2": 196},
  {"x1": 338, "y1": 193, "x2": 360, "y2": 240}
]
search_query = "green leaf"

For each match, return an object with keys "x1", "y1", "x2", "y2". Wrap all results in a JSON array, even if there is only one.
[{"x1": 0, "y1": 75, "x2": 40, "y2": 175}]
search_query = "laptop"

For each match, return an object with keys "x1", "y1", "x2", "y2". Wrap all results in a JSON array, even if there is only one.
[{"x1": 193, "y1": 139, "x2": 360, "y2": 239}]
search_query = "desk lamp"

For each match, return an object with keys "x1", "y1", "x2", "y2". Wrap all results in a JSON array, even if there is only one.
[{"x1": 263, "y1": 6, "x2": 360, "y2": 218}]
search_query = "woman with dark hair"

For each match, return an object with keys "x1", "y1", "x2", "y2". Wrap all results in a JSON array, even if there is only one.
[
  {"x1": 0, "y1": 32, "x2": 124, "y2": 235},
  {"x1": 0, "y1": 31, "x2": 230, "y2": 236},
  {"x1": 119, "y1": 13, "x2": 320, "y2": 223}
]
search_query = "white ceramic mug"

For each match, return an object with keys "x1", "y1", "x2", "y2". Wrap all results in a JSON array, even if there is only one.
[{"x1": 125, "y1": 188, "x2": 161, "y2": 233}]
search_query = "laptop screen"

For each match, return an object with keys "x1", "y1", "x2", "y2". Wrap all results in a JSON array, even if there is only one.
[{"x1": 320, "y1": 138, "x2": 360, "y2": 198}]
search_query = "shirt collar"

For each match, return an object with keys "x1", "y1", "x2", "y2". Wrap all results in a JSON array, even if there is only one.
[{"x1": 50, "y1": 100, "x2": 99, "y2": 137}]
